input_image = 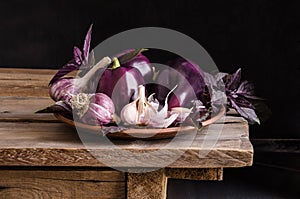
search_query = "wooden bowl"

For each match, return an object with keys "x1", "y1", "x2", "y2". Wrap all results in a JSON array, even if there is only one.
[{"x1": 54, "y1": 105, "x2": 225, "y2": 140}]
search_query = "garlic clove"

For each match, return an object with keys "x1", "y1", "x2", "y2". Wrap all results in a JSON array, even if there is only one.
[
  {"x1": 150, "y1": 113, "x2": 179, "y2": 128},
  {"x1": 120, "y1": 99, "x2": 139, "y2": 125},
  {"x1": 120, "y1": 84, "x2": 185, "y2": 128},
  {"x1": 171, "y1": 107, "x2": 193, "y2": 122}
]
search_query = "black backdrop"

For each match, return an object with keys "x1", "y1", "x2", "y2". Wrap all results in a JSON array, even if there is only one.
[{"x1": 0, "y1": 0, "x2": 299, "y2": 198}]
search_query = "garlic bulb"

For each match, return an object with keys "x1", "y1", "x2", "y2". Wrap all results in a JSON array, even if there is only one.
[
  {"x1": 68, "y1": 93, "x2": 115, "y2": 125},
  {"x1": 50, "y1": 56, "x2": 111, "y2": 102},
  {"x1": 120, "y1": 85, "x2": 180, "y2": 128}
]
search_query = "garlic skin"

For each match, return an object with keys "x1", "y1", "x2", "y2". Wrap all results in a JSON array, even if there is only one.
[
  {"x1": 120, "y1": 85, "x2": 181, "y2": 128},
  {"x1": 50, "y1": 56, "x2": 111, "y2": 102},
  {"x1": 68, "y1": 93, "x2": 115, "y2": 125},
  {"x1": 170, "y1": 107, "x2": 193, "y2": 123},
  {"x1": 120, "y1": 85, "x2": 154, "y2": 126},
  {"x1": 49, "y1": 77, "x2": 76, "y2": 102}
]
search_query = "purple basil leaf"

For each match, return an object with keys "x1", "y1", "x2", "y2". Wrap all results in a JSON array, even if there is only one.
[
  {"x1": 35, "y1": 101, "x2": 71, "y2": 114},
  {"x1": 226, "y1": 68, "x2": 241, "y2": 91},
  {"x1": 73, "y1": 46, "x2": 82, "y2": 65},
  {"x1": 83, "y1": 24, "x2": 93, "y2": 64},
  {"x1": 229, "y1": 97, "x2": 260, "y2": 124},
  {"x1": 236, "y1": 81, "x2": 264, "y2": 100},
  {"x1": 73, "y1": 46, "x2": 83, "y2": 65},
  {"x1": 248, "y1": 99, "x2": 272, "y2": 123},
  {"x1": 78, "y1": 50, "x2": 96, "y2": 77},
  {"x1": 229, "y1": 95, "x2": 255, "y2": 109},
  {"x1": 49, "y1": 61, "x2": 79, "y2": 85}
]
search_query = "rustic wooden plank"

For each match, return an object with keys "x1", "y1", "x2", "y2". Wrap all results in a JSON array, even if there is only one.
[
  {"x1": 0, "y1": 120, "x2": 252, "y2": 168},
  {"x1": 0, "y1": 69, "x2": 52, "y2": 97},
  {"x1": 0, "y1": 148, "x2": 100, "y2": 167},
  {"x1": 0, "y1": 68, "x2": 76, "y2": 97},
  {"x1": 0, "y1": 72, "x2": 54, "y2": 81},
  {"x1": 0, "y1": 68, "x2": 57, "y2": 75},
  {"x1": 0, "y1": 97, "x2": 55, "y2": 122},
  {"x1": 0, "y1": 167, "x2": 125, "y2": 181},
  {"x1": 0, "y1": 120, "x2": 249, "y2": 148},
  {"x1": 127, "y1": 169, "x2": 167, "y2": 199},
  {"x1": 0, "y1": 168, "x2": 125, "y2": 199},
  {"x1": 165, "y1": 168, "x2": 223, "y2": 181},
  {"x1": 0, "y1": 81, "x2": 49, "y2": 97}
]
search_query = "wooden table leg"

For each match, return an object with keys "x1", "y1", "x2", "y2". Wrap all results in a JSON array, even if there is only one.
[
  {"x1": 126, "y1": 168, "x2": 222, "y2": 199},
  {"x1": 127, "y1": 169, "x2": 167, "y2": 199}
]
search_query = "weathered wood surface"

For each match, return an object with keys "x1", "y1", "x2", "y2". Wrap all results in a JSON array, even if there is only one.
[
  {"x1": 0, "y1": 68, "x2": 55, "y2": 97},
  {"x1": 165, "y1": 168, "x2": 223, "y2": 181},
  {"x1": 127, "y1": 168, "x2": 221, "y2": 199},
  {"x1": 0, "y1": 168, "x2": 125, "y2": 199},
  {"x1": 127, "y1": 169, "x2": 167, "y2": 199},
  {"x1": 0, "y1": 69, "x2": 253, "y2": 168}
]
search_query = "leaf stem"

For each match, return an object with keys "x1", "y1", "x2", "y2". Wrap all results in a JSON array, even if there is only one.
[
  {"x1": 111, "y1": 57, "x2": 121, "y2": 70},
  {"x1": 76, "y1": 56, "x2": 111, "y2": 88}
]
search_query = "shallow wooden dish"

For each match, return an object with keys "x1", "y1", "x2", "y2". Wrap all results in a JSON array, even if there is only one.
[{"x1": 54, "y1": 105, "x2": 225, "y2": 140}]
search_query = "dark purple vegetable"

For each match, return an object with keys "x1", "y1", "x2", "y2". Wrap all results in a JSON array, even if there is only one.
[
  {"x1": 117, "y1": 49, "x2": 153, "y2": 81},
  {"x1": 154, "y1": 57, "x2": 206, "y2": 108},
  {"x1": 97, "y1": 57, "x2": 145, "y2": 114}
]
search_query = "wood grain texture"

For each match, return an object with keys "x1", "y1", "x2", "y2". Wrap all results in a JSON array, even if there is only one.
[
  {"x1": 165, "y1": 168, "x2": 223, "y2": 181},
  {"x1": 0, "y1": 70, "x2": 51, "y2": 97},
  {"x1": 0, "y1": 68, "x2": 73, "y2": 97},
  {"x1": 0, "y1": 120, "x2": 252, "y2": 168},
  {"x1": 0, "y1": 68, "x2": 253, "y2": 169},
  {"x1": 127, "y1": 169, "x2": 167, "y2": 199},
  {"x1": 0, "y1": 168, "x2": 125, "y2": 199},
  {"x1": 127, "y1": 168, "x2": 222, "y2": 199},
  {"x1": 0, "y1": 97, "x2": 55, "y2": 122}
]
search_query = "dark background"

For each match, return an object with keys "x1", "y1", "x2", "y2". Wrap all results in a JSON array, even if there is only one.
[{"x1": 0, "y1": 0, "x2": 299, "y2": 198}]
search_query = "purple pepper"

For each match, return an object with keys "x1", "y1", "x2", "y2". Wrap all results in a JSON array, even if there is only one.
[{"x1": 97, "y1": 57, "x2": 145, "y2": 114}]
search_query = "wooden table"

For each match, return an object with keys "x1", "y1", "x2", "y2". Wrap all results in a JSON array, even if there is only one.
[{"x1": 0, "y1": 68, "x2": 253, "y2": 199}]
